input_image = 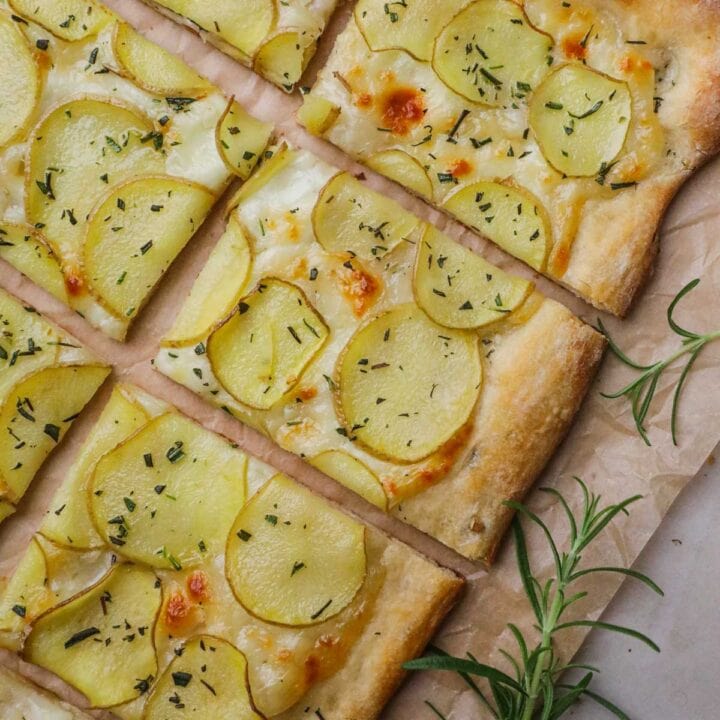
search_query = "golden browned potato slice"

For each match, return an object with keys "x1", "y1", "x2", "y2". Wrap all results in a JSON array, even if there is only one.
[
  {"x1": 296, "y1": 94, "x2": 341, "y2": 136},
  {"x1": 0, "y1": 11, "x2": 40, "y2": 147},
  {"x1": 0, "y1": 365, "x2": 109, "y2": 502},
  {"x1": 208, "y1": 278, "x2": 329, "y2": 410},
  {"x1": 254, "y1": 30, "x2": 314, "y2": 91},
  {"x1": 0, "y1": 223, "x2": 68, "y2": 303},
  {"x1": 414, "y1": 225, "x2": 532, "y2": 328},
  {"x1": 24, "y1": 564, "x2": 161, "y2": 708},
  {"x1": 164, "y1": 216, "x2": 253, "y2": 347},
  {"x1": 215, "y1": 98, "x2": 273, "y2": 179},
  {"x1": 0, "y1": 289, "x2": 60, "y2": 398},
  {"x1": 313, "y1": 172, "x2": 419, "y2": 260},
  {"x1": 310, "y1": 450, "x2": 387, "y2": 510},
  {"x1": 152, "y1": 0, "x2": 276, "y2": 58},
  {"x1": 336, "y1": 304, "x2": 481, "y2": 463},
  {"x1": 89, "y1": 413, "x2": 247, "y2": 569},
  {"x1": 26, "y1": 99, "x2": 164, "y2": 266},
  {"x1": 41, "y1": 386, "x2": 148, "y2": 550},
  {"x1": 226, "y1": 474, "x2": 366, "y2": 626},
  {"x1": 355, "y1": 0, "x2": 470, "y2": 62},
  {"x1": 529, "y1": 63, "x2": 632, "y2": 177},
  {"x1": 113, "y1": 21, "x2": 213, "y2": 96},
  {"x1": 366, "y1": 149, "x2": 433, "y2": 200},
  {"x1": 0, "y1": 539, "x2": 49, "y2": 636},
  {"x1": 8, "y1": 0, "x2": 112, "y2": 41},
  {"x1": 144, "y1": 635, "x2": 263, "y2": 720},
  {"x1": 83, "y1": 176, "x2": 215, "y2": 319},
  {"x1": 432, "y1": 0, "x2": 553, "y2": 107},
  {"x1": 444, "y1": 181, "x2": 551, "y2": 271}
]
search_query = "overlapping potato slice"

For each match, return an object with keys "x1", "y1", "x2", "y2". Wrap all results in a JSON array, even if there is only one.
[
  {"x1": 42, "y1": 386, "x2": 148, "y2": 550},
  {"x1": 444, "y1": 181, "x2": 551, "y2": 271},
  {"x1": 355, "y1": 0, "x2": 470, "y2": 62},
  {"x1": 226, "y1": 474, "x2": 366, "y2": 626},
  {"x1": 0, "y1": 365, "x2": 109, "y2": 503},
  {"x1": 145, "y1": 635, "x2": 262, "y2": 720},
  {"x1": 0, "y1": 223, "x2": 68, "y2": 303},
  {"x1": 216, "y1": 98, "x2": 273, "y2": 179},
  {"x1": 0, "y1": 11, "x2": 40, "y2": 147},
  {"x1": 0, "y1": 289, "x2": 60, "y2": 398},
  {"x1": 152, "y1": 0, "x2": 276, "y2": 59},
  {"x1": 26, "y1": 99, "x2": 164, "y2": 266},
  {"x1": 529, "y1": 64, "x2": 632, "y2": 177},
  {"x1": 0, "y1": 539, "x2": 49, "y2": 636},
  {"x1": 208, "y1": 278, "x2": 329, "y2": 410},
  {"x1": 310, "y1": 450, "x2": 387, "y2": 510},
  {"x1": 366, "y1": 149, "x2": 433, "y2": 200},
  {"x1": 414, "y1": 225, "x2": 532, "y2": 328},
  {"x1": 0, "y1": 500, "x2": 15, "y2": 524},
  {"x1": 8, "y1": 0, "x2": 112, "y2": 41},
  {"x1": 89, "y1": 413, "x2": 247, "y2": 569},
  {"x1": 84, "y1": 176, "x2": 215, "y2": 319},
  {"x1": 25, "y1": 564, "x2": 161, "y2": 708},
  {"x1": 254, "y1": 30, "x2": 313, "y2": 91},
  {"x1": 113, "y1": 22, "x2": 212, "y2": 95},
  {"x1": 336, "y1": 304, "x2": 481, "y2": 463},
  {"x1": 432, "y1": 0, "x2": 553, "y2": 107},
  {"x1": 227, "y1": 144, "x2": 296, "y2": 213},
  {"x1": 313, "y1": 172, "x2": 419, "y2": 260},
  {"x1": 164, "y1": 217, "x2": 252, "y2": 347},
  {"x1": 296, "y1": 94, "x2": 341, "y2": 136}
]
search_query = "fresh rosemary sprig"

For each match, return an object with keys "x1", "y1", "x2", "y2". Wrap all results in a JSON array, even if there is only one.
[
  {"x1": 597, "y1": 278, "x2": 720, "y2": 446},
  {"x1": 404, "y1": 478, "x2": 662, "y2": 720}
]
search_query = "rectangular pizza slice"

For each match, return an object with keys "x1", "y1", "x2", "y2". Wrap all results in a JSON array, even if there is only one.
[
  {"x1": 0, "y1": 0, "x2": 272, "y2": 340},
  {"x1": 155, "y1": 143, "x2": 605, "y2": 562},
  {"x1": 0, "y1": 383, "x2": 463, "y2": 720},
  {"x1": 298, "y1": 0, "x2": 720, "y2": 316},
  {"x1": 0, "y1": 287, "x2": 109, "y2": 524},
  {"x1": 135, "y1": 0, "x2": 340, "y2": 91}
]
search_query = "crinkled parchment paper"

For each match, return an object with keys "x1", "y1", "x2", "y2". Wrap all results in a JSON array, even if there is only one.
[{"x1": 1, "y1": 1, "x2": 719, "y2": 717}]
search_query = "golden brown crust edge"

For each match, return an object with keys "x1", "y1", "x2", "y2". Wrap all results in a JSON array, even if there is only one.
[{"x1": 393, "y1": 298, "x2": 606, "y2": 564}]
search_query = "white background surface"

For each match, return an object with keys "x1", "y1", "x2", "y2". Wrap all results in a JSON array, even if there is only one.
[{"x1": 567, "y1": 449, "x2": 719, "y2": 719}]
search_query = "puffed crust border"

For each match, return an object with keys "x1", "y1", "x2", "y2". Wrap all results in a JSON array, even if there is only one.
[{"x1": 394, "y1": 298, "x2": 606, "y2": 564}]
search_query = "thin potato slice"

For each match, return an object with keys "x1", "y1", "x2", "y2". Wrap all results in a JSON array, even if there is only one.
[
  {"x1": 0, "y1": 12, "x2": 40, "y2": 147},
  {"x1": 41, "y1": 386, "x2": 148, "y2": 550},
  {"x1": 0, "y1": 223, "x2": 68, "y2": 303},
  {"x1": 414, "y1": 225, "x2": 532, "y2": 328},
  {"x1": 444, "y1": 181, "x2": 551, "y2": 271},
  {"x1": 145, "y1": 635, "x2": 263, "y2": 720},
  {"x1": 336, "y1": 304, "x2": 481, "y2": 463},
  {"x1": 254, "y1": 30, "x2": 313, "y2": 91},
  {"x1": 84, "y1": 176, "x2": 215, "y2": 319},
  {"x1": 432, "y1": 0, "x2": 553, "y2": 107},
  {"x1": 0, "y1": 365, "x2": 109, "y2": 502},
  {"x1": 313, "y1": 172, "x2": 419, "y2": 260},
  {"x1": 366, "y1": 150, "x2": 433, "y2": 200},
  {"x1": 529, "y1": 64, "x2": 632, "y2": 177},
  {"x1": 355, "y1": 0, "x2": 470, "y2": 62},
  {"x1": 0, "y1": 500, "x2": 15, "y2": 524},
  {"x1": 208, "y1": 279, "x2": 329, "y2": 410},
  {"x1": 296, "y1": 94, "x2": 341, "y2": 136},
  {"x1": 0, "y1": 289, "x2": 60, "y2": 398},
  {"x1": 89, "y1": 413, "x2": 247, "y2": 569},
  {"x1": 152, "y1": 0, "x2": 276, "y2": 58},
  {"x1": 25, "y1": 564, "x2": 161, "y2": 708},
  {"x1": 8, "y1": 0, "x2": 112, "y2": 41},
  {"x1": 0, "y1": 539, "x2": 49, "y2": 636},
  {"x1": 216, "y1": 98, "x2": 273, "y2": 179},
  {"x1": 226, "y1": 474, "x2": 366, "y2": 626},
  {"x1": 26, "y1": 99, "x2": 164, "y2": 266},
  {"x1": 113, "y1": 22, "x2": 213, "y2": 96},
  {"x1": 310, "y1": 450, "x2": 387, "y2": 510},
  {"x1": 163, "y1": 216, "x2": 253, "y2": 347}
]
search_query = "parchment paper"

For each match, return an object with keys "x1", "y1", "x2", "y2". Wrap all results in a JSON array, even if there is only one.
[{"x1": 1, "y1": 1, "x2": 719, "y2": 718}]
